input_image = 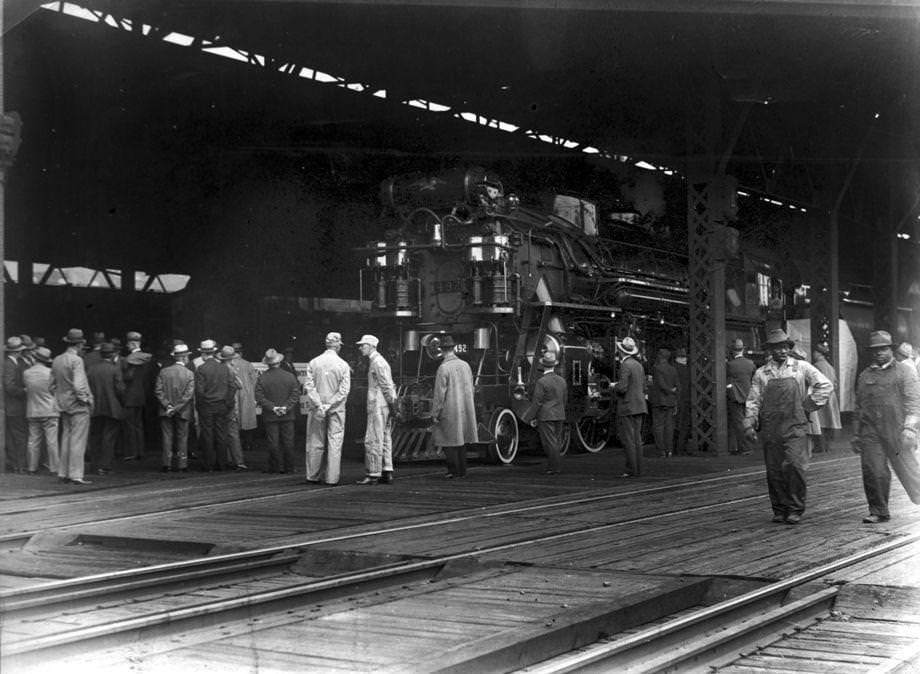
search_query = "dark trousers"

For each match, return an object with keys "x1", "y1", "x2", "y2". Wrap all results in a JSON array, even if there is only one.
[
  {"x1": 860, "y1": 435, "x2": 920, "y2": 518},
  {"x1": 675, "y1": 402, "x2": 692, "y2": 454},
  {"x1": 652, "y1": 406, "x2": 675, "y2": 456},
  {"x1": 617, "y1": 414, "x2": 645, "y2": 476},
  {"x1": 122, "y1": 406, "x2": 145, "y2": 458},
  {"x1": 197, "y1": 404, "x2": 229, "y2": 470},
  {"x1": 443, "y1": 445, "x2": 467, "y2": 477},
  {"x1": 161, "y1": 416, "x2": 190, "y2": 469},
  {"x1": 538, "y1": 420, "x2": 565, "y2": 472},
  {"x1": 264, "y1": 420, "x2": 295, "y2": 472},
  {"x1": 727, "y1": 401, "x2": 754, "y2": 454},
  {"x1": 4, "y1": 415, "x2": 27, "y2": 472},
  {"x1": 90, "y1": 415, "x2": 121, "y2": 471},
  {"x1": 763, "y1": 434, "x2": 810, "y2": 517}
]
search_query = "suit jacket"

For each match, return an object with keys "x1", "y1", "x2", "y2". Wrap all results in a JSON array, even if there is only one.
[
  {"x1": 87, "y1": 359, "x2": 126, "y2": 419},
  {"x1": 614, "y1": 356, "x2": 647, "y2": 416},
  {"x1": 4, "y1": 354, "x2": 27, "y2": 417},
  {"x1": 155, "y1": 362, "x2": 195, "y2": 419},
  {"x1": 522, "y1": 371, "x2": 567, "y2": 423},
  {"x1": 255, "y1": 367, "x2": 300, "y2": 422},
  {"x1": 51, "y1": 348, "x2": 94, "y2": 413},
  {"x1": 23, "y1": 363, "x2": 59, "y2": 418},
  {"x1": 650, "y1": 360, "x2": 679, "y2": 407},
  {"x1": 195, "y1": 358, "x2": 237, "y2": 410},
  {"x1": 726, "y1": 355, "x2": 756, "y2": 404},
  {"x1": 122, "y1": 351, "x2": 153, "y2": 407}
]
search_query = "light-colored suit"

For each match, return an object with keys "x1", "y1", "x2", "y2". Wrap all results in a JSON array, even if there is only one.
[{"x1": 51, "y1": 347, "x2": 93, "y2": 480}]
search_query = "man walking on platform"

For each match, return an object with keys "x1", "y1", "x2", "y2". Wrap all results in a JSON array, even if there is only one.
[
  {"x1": 304, "y1": 332, "x2": 351, "y2": 486},
  {"x1": 52, "y1": 329, "x2": 94, "y2": 485},
  {"x1": 613, "y1": 336, "x2": 647, "y2": 477},
  {"x1": 522, "y1": 351, "x2": 567, "y2": 475},
  {"x1": 851, "y1": 330, "x2": 920, "y2": 524},
  {"x1": 155, "y1": 343, "x2": 195, "y2": 472},
  {"x1": 255, "y1": 348, "x2": 300, "y2": 474},
  {"x1": 727, "y1": 338, "x2": 756, "y2": 455},
  {"x1": 86, "y1": 342, "x2": 125, "y2": 476},
  {"x1": 744, "y1": 328, "x2": 831, "y2": 524},
  {"x1": 355, "y1": 335, "x2": 398, "y2": 485}
]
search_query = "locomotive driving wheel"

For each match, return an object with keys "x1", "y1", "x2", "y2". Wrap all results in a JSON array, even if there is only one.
[
  {"x1": 488, "y1": 408, "x2": 519, "y2": 464},
  {"x1": 575, "y1": 415, "x2": 609, "y2": 453}
]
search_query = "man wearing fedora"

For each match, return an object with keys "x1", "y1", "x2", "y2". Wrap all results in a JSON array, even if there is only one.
[
  {"x1": 121, "y1": 331, "x2": 152, "y2": 461},
  {"x1": 522, "y1": 350, "x2": 568, "y2": 475},
  {"x1": 429, "y1": 334, "x2": 477, "y2": 479},
  {"x1": 726, "y1": 338, "x2": 756, "y2": 456},
  {"x1": 51, "y1": 329, "x2": 95, "y2": 484},
  {"x1": 851, "y1": 330, "x2": 920, "y2": 524},
  {"x1": 355, "y1": 335, "x2": 399, "y2": 485},
  {"x1": 83, "y1": 332, "x2": 107, "y2": 372},
  {"x1": 744, "y1": 328, "x2": 832, "y2": 524},
  {"x1": 304, "y1": 332, "x2": 351, "y2": 486},
  {"x1": 4, "y1": 335, "x2": 29, "y2": 473},
  {"x1": 195, "y1": 345, "x2": 239, "y2": 471},
  {"x1": 811, "y1": 343, "x2": 842, "y2": 453},
  {"x1": 87, "y1": 342, "x2": 126, "y2": 476},
  {"x1": 255, "y1": 348, "x2": 301, "y2": 474},
  {"x1": 613, "y1": 336, "x2": 647, "y2": 477},
  {"x1": 155, "y1": 343, "x2": 196, "y2": 472},
  {"x1": 23, "y1": 345, "x2": 60, "y2": 475}
]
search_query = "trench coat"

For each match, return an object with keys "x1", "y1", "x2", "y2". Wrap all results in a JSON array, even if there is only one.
[
  {"x1": 430, "y1": 352, "x2": 478, "y2": 447},
  {"x1": 231, "y1": 356, "x2": 258, "y2": 430}
]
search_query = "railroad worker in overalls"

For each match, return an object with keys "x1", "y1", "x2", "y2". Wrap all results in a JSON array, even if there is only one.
[
  {"x1": 726, "y1": 338, "x2": 756, "y2": 455},
  {"x1": 851, "y1": 330, "x2": 920, "y2": 524},
  {"x1": 650, "y1": 347, "x2": 678, "y2": 458},
  {"x1": 744, "y1": 328, "x2": 832, "y2": 524},
  {"x1": 522, "y1": 350, "x2": 568, "y2": 475},
  {"x1": 613, "y1": 336, "x2": 647, "y2": 478},
  {"x1": 430, "y1": 335, "x2": 477, "y2": 479},
  {"x1": 304, "y1": 332, "x2": 351, "y2": 486},
  {"x1": 355, "y1": 335, "x2": 398, "y2": 485}
]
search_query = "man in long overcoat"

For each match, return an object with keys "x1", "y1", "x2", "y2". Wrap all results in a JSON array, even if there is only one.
[
  {"x1": 304, "y1": 332, "x2": 351, "y2": 486},
  {"x1": 355, "y1": 335, "x2": 398, "y2": 485},
  {"x1": 430, "y1": 335, "x2": 478, "y2": 479},
  {"x1": 87, "y1": 342, "x2": 126, "y2": 475},
  {"x1": 851, "y1": 330, "x2": 920, "y2": 524}
]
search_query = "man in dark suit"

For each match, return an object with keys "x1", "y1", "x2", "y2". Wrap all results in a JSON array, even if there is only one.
[
  {"x1": 87, "y1": 342, "x2": 125, "y2": 475},
  {"x1": 726, "y1": 338, "x2": 756, "y2": 455},
  {"x1": 255, "y1": 348, "x2": 301, "y2": 474},
  {"x1": 522, "y1": 351, "x2": 568, "y2": 475},
  {"x1": 650, "y1": 347, "x2": 679, "y2": 458},
  {"x1": 195, "y1": 345, "x2": 238, "y2": 471},
  {"x1": 121, "y1": 331, "x2": 153, "y2": 460},
  {"x1": 4, "y1": 336, "x2": 29, "y2": 473},
  {"x1": 613, "y1": 336, "x2": 647, "y2": 477}
]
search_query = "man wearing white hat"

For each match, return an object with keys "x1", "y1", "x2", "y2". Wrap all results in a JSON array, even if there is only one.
[
  {"x1": 355, "y1": 335, "x2": 398, "y2": 485},
  {"x1": 613, "y1": 336, "x2": 647, "y2": 477},
  {"x1": 155, "y1": 343, "x2": 196, "y2": 472},
  {"x1": 304, "y1": 332, "x2": 351, "y2": 486}
]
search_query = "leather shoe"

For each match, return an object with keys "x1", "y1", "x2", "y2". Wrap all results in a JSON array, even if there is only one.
[
  {"x1": 862, "y1": 514, "x2": 890, "y2": 524},
  {"x1": 70, "y1": 478, "x2": 93, "y2": 485},
  {"x1": 771, "y1": 515, "x2": 786, "y2": 524},
  {"x1": 355, "y1": 476, "x2": 379, "y2": 485},
  {"x1": 785, "y1": 513, "x2": 802, "y2": 525},
  {"x1": 305, "y1": 478, "x2": 321, "y2": 484},
  {"x1": 442, "y1": 473, "x2": 455, "y2": 479}
]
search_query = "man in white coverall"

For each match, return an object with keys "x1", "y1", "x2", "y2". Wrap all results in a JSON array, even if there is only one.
[
  {"x1": 303, "y1": 332, "x2": 351, "y2": 486},
  {"x1": 355, "y1": 335, "x2": 398, "y2": 485}
]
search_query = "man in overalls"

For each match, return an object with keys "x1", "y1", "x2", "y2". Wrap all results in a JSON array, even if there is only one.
[
  {"x1": 744, "y1": 329, "x2": 832, "y2": 524},
  {"x1": 852, "y1": 330, "x2": 920, "y2": 524}
]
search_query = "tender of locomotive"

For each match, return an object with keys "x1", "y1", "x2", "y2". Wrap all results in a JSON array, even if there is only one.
[{"x1": 357, "y1": 166, "x2": 781, "y2": 463}]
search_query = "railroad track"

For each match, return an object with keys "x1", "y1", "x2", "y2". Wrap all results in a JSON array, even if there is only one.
[{"x1": 1, "y1": 465, "x2": 911, "y2": 672}]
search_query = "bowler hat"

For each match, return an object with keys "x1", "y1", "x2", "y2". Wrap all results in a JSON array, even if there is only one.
[
  {"x1": 4, "y1": 336, "x2": 25, "y2": 352},
  {"x1": 356, "y1": 334, "x2": 380, "y2": 348},
  {"x1": 539, "y1": 351, "x2": 558, "y2": 368},
  {"x1": 764, "y1": 329, "x2": 794, "y2": 348},
  {"x1": 867, "y1": 331, "x2": 893, "y2": 349},
  {"x1": 217, "y1": 346, "x2": 237, "y2": 361},
  {"x1": 63, "y1": 328, "x2": 86, "y2": 344},
  {"x1": 263, "y1": 348, "x2": 284, "y2": 365},
  {"x1": 32, "y1": 346, "x2": 52, "y2": 363},
  {"x1": 438, "y1": 334, "x2": 456, "y2": 349},
  {"x1": 617, "y1": 336, "x2": 639, "y2": 356}
]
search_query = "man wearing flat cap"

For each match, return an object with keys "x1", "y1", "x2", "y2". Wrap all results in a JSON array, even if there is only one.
[
  {"x1": 51, "y1": 329, "x2": 95, "y2": 484},
  {"x1": 303, "y1": 332, "x2": 351, "y2": 486},
  {"x1": 744, "y1": 328, "x2": 832, "y2": 524},
  {"x1": 852, "y1": 330, "x2": 920, "y2": 524},
  {"x1": 355, "y1": 335, "x2": 398, "y2": 485}
]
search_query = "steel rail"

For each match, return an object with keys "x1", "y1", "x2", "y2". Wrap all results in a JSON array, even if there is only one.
[
  {"x1": 517, "y1": 531, "x2": 920, "y2": 674},
  {"x1": 0, "y1": 464, "x2": 859, "y2": 607},
  {"x1": 1, "y1": 471, "x2": 895, "y2": 662}
]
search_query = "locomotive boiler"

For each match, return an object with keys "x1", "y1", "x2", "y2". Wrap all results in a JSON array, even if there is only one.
[{"x1": 357, "y1": 166, "x2": 781, "y2": 463}]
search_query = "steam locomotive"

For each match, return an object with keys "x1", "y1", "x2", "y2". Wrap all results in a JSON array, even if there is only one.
[{"x1": 356, "y1": 166, "x2": 783, "y2": 463}]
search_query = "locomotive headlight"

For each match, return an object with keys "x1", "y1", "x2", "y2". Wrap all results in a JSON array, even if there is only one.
[{"x1": 512, "y1": 385, "x2": 526, "y2": 401}]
